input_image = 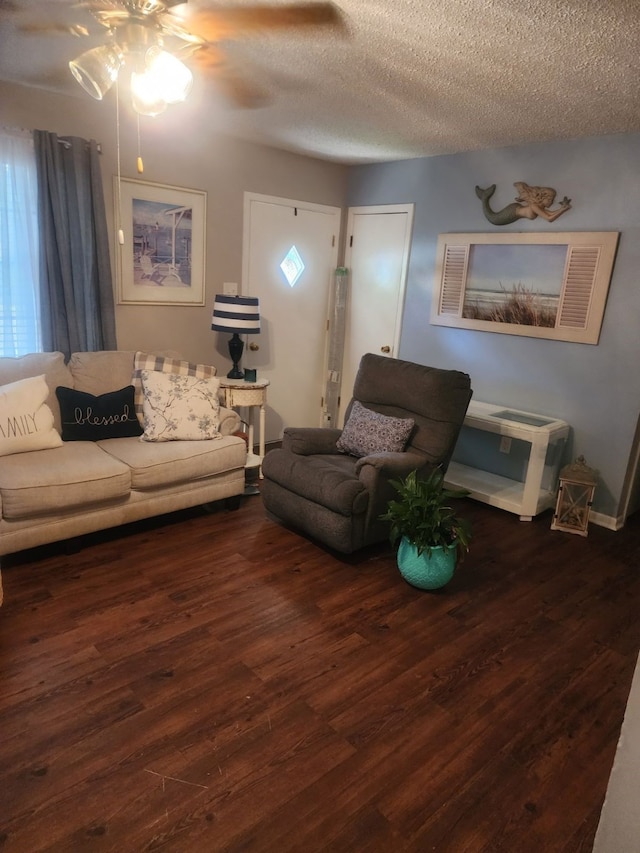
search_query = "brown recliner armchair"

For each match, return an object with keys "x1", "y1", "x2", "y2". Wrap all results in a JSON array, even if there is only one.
[{"x1": 261, "y1": 353, "x2": 472, "y2": 553}]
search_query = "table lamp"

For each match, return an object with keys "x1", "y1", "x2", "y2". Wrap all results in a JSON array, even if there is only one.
[{"x1": 211, "y1": 294, "x2": 261, "y2": 378}]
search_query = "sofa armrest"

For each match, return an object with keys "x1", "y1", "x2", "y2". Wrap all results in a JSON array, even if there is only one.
[
  {"x1": 218, "y1": 405, "x2": 242, "y2": 436},
  {"x1": 282, "y1": 427, "x2": 343, "y2": 455}
]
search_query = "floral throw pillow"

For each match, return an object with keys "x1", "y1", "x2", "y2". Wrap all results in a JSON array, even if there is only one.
[
  {"x1": 139, "y1": 370, "x2": 222, "y2": 442},
  {"x1": 336, "y1": 400, "x2": 414, "y2": 458},
  {"x1": 133, "y1": 352, "x2": 217, "y2": 425}
]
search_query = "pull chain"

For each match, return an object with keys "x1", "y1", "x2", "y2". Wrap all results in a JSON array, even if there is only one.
[
  {"x1": 137, "y1": 113, "x2": 144, "y2": 174},
  {"x1": 116, "y1": 77, "x2": 124, "y2": 245}
]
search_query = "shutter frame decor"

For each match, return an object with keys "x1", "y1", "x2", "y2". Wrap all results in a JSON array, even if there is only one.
[{"x1": 431, "y1": 232, "x2": 619, "y2": 344}]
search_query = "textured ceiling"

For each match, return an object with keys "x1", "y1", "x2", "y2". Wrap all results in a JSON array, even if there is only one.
[{"x1": 1, "y1": 0, "x2": 639, "y2": 164}]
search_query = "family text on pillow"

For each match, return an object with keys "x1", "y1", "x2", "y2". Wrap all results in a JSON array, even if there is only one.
[{"x1": 0, "y1": 374, "x2": 62, "y2": 457}]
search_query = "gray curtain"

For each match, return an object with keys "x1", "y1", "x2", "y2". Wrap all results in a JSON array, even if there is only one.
[{"x1": 34, "y1": 130, "x2": 116, "y2": 357}]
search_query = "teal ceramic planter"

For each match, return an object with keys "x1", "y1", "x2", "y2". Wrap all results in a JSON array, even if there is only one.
[{"x1": 397, "y1": 536, "x2": 457, "y2": 590}]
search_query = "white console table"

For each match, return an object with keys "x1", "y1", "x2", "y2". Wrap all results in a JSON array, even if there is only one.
[
  {"x1": 445, "y1": 401, "x2": 570, "y2": 521},
  {"x1": 219, "y1": 378, "x2": 270, "y2": 477}
]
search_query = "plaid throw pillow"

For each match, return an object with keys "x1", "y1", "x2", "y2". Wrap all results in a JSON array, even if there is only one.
[{"x1": 132, "y1": 352, "x2": 217, "y2": 425}]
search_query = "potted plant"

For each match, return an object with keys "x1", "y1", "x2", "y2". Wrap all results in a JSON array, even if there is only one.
[{"x1": 380, "y1": 467, "x2": 472, "y2": 590}]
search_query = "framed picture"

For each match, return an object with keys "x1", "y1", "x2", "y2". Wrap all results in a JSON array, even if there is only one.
[
  {"x1": 115, "y1": 178, "x2": 207, "y2": 306},
  {"x1": 431, "y1": 231, "x2": 619, "y2": 344}
]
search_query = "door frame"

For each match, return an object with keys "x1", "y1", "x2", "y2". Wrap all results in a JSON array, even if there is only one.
[{"x1": 620, "y1": 412, "x2": 640, "y2": 523}]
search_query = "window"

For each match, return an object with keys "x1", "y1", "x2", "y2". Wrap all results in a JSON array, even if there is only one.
[
  {"x1": 280, "y1": 244, "x2": 305, "y2": 288},
  {"x1": 0, "y1": 130, "x2": 41, "y2": 356}
]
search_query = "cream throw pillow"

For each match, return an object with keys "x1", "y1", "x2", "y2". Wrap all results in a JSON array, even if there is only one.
[
  {"x1": 0, "y1": 374, "x2": 62, "y2": 457},
  {"x1": 140, "y1": 370, "x2": 222, "y2": 442},
  {"x1": 133, "y1": 352, "x2": 217, "y2": 425}
]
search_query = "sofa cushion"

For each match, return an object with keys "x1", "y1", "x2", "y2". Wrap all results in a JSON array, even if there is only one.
[
  {"x1": 336, "y1": 400, "x2": 414, "y2": 458},
  {"x1": 0, "y1": 375, "x2": 63, "y2": 457},
  {"x1": 68, "y1": 350, "x2": 138, "y2": 396},
  {"x1": 0, "y1": 351, "x2": 73, "y2": 433},
  {"x1": 133, "y1": 352, "x2": 216, "y2": 424},
  {"x1": 0, "y1": 443, "x2": 131, "y2": 519},
  {"x1": 56, "y1": 385, "x2": 143, "y2": 441},
  {"x1": 98, "y1": 434, "x2": 247, "y2": 490},
  {"x1": 261, "y1": 449, "x2": 368, "y2": 516}
]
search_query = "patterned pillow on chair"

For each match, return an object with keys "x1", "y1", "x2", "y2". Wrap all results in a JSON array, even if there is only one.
[{"x1": 336, "y1": 401, "x2": 414, "y2": 458}]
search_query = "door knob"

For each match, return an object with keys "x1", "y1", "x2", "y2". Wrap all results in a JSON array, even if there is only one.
[
  {"x1": 381, "y1": 345, "x2": 391, "y2": 353},
  {"x1": 249, "y1": 342, "x2": 259, "y2": 351}
]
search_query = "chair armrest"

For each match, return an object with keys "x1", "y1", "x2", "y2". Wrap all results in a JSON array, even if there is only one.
[
  {"x1": 282, "y1": 427, "x2": 342, "y2": 455},
  {"x1": 356, "y1": 452, "x2": 432, "y2": 534},
  {"x1": 218, "y1": 406, "x2": 242, "y2": 436},
  {"x1": 355, "y1": 451, "x2": 426, "y2": 478}
]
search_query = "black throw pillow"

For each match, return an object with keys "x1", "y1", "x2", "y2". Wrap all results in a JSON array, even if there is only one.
[{"x1": 56, "y1": 385, "x2": 143, "y2": 441}]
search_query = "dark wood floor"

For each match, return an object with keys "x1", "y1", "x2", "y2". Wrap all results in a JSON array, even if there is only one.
[{"x1": 0, "y1": 492, "x2": 638, "y2": 852}]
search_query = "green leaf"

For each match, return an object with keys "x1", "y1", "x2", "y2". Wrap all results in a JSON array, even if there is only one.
[{"x1": 380, "y1": 466, "x2": 472, "y2": 560}]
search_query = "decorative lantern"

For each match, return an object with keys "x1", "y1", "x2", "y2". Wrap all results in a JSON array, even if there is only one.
[{"x1": 551, "y1": 456, "x2": 598, "y2": 536}]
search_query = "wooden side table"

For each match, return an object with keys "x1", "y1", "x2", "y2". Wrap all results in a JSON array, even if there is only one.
[{"x1": 218, "y1": 378, "x2": 270, "y2": 477}]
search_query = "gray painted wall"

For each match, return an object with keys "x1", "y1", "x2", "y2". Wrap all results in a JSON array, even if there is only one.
[
  {"x1": 347, "y1": 133, "x2": 640, "y2": 522},
  {"x1": 0, "y1": 80, "x2": 348, "y2": 374}
]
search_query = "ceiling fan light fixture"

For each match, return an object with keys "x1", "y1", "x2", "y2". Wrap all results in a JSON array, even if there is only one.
[
  {"x1": 69, "y1": 44, "x2": 123, "y2": 100},
  {"x1": 144, "y1": 46, "x2": 193, "y2": 104},
  {"x1": 64, "y1": 0, "x2": 342, "y2": 116},
  {"x1": 130, "y1": 69, "x2": 168, "y2": 116}
]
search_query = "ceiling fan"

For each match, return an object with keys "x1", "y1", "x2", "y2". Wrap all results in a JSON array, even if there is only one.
[{"x1": 17, "y1": 0, "x2": 344, "y2": 114}]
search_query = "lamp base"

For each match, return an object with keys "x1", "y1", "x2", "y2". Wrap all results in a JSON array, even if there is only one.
[{"x1": 227, "y1": 333, "x2": 244, "y2": 379}]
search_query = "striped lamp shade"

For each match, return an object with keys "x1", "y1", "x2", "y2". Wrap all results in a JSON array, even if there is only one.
[{"x1": 211, "y1": 295, "x2": 260, "y2": 334}]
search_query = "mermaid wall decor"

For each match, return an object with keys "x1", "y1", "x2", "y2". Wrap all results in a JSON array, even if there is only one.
[{"x1": 475, "y1": 182, "x2": 572, "y2": 226}]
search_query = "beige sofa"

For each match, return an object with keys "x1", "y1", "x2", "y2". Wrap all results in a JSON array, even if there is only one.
[{"x1": 0, "y1": 350, "x2": 247, "y2": 558}]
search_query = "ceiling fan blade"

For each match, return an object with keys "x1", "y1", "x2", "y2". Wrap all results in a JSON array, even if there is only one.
[
  {"x1": 17, "y1": 21, "x2": 90, "y2": 37},
  {"x1": 14, "y1": 0, "x2": 97, "y2": 37},
  {"x1": 191, "y1": 44, "x2": 270, "y2": 108},
  {"x1": 186, "y1": 3, "x2": 343, "y2": 41},
  {"x1": 157, "y1": 11, "x2": 206, "y2": 45}
]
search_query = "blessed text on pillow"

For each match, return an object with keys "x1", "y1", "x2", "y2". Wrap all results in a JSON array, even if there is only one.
[
  {"x1": 336, "y1": 400, "x2": 414, "y2": 458},
  {"x1": 0, "y1": 374, "x2": 62, "y2": 457},
  {"x1": 132, "y1": 352, "x2": 217, "y2": 425},
  {"x1": 56, "y1": 385, "x2": 143, "y2": 441},
  {"x1": 140, "y1": 370, "x2": 222, "y2": 442}
]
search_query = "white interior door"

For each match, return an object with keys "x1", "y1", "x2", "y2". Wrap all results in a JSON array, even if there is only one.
[
  {"x1": 339, "y1": 204, "x2": 414, "y2": 424},
  {"x1": 243, "y1": 192, "x2": 341, "y2": 441}
]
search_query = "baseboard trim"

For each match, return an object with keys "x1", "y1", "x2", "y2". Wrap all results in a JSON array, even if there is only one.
[{"x1": 590, "y1": 511, "x2": 624, "y2": 531}]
